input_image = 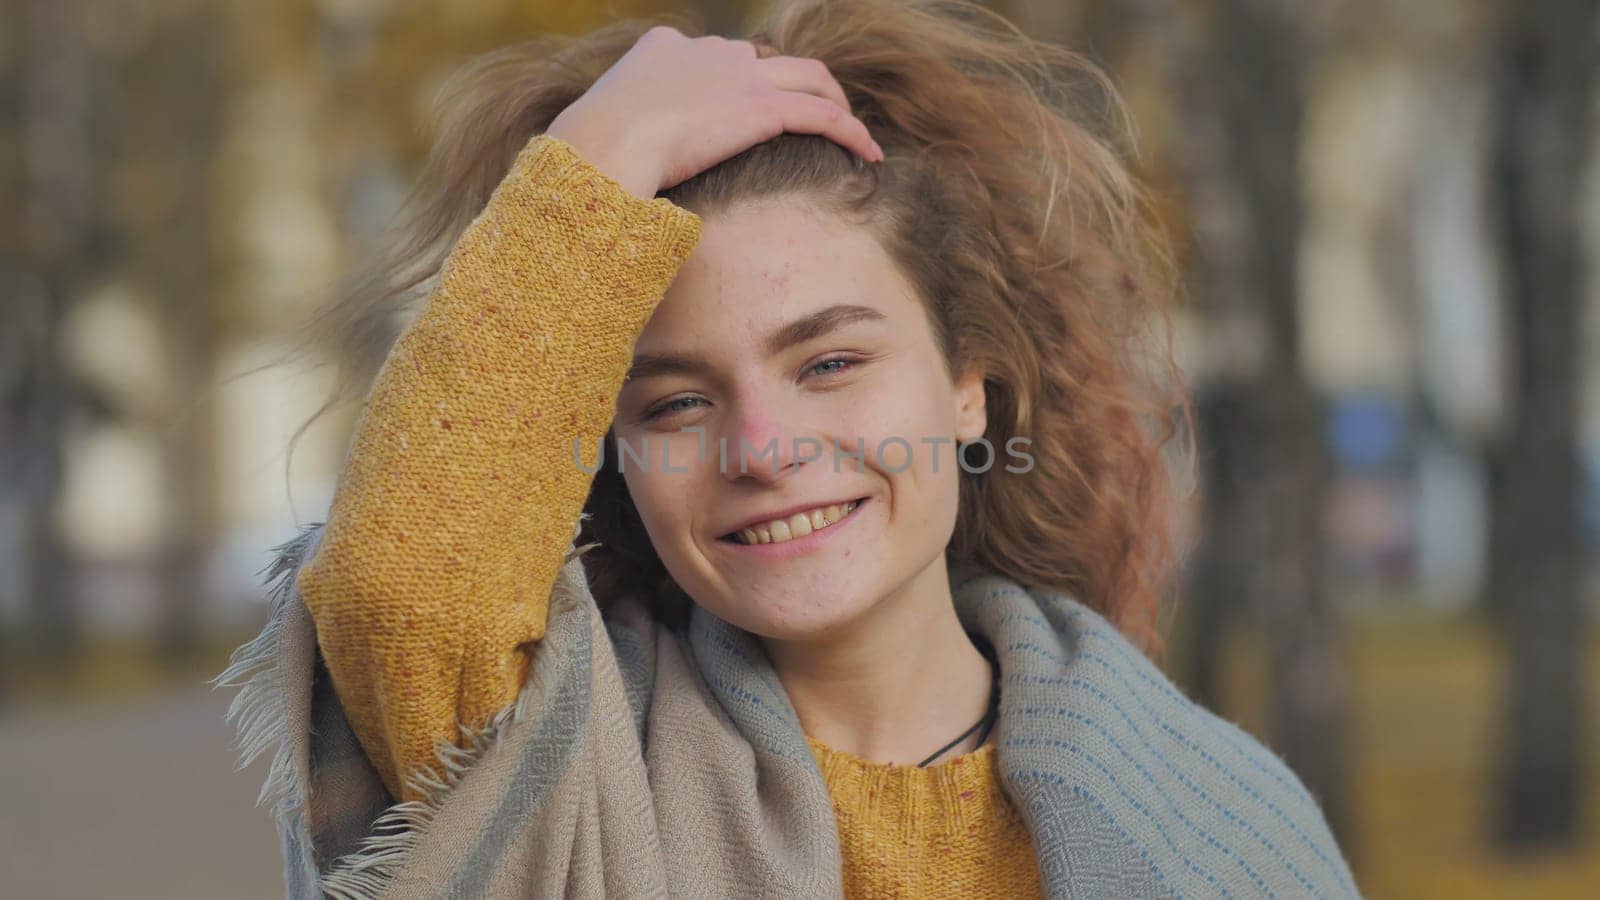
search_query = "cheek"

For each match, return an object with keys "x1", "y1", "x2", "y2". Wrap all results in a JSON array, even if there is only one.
[
  {"x1": 850, "y1": 372, "x2": 959, "y2": 468},
  {"x1": 854, "y1": 369, "x2": 965, "y2": 520},
  {"x1": 620, "y1": 465, "x2": 697, "y2": 551}
]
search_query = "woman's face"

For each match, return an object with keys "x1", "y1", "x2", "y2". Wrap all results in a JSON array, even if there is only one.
[{"x1": 612, "y1": 198, "x2": 985, "y2": 641}]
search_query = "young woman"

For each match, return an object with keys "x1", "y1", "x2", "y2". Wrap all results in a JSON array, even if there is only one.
[{"x1": 218, "y1": 1, "x2": 1360, "y2": 896}]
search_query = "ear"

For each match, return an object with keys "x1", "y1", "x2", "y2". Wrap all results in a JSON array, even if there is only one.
[{"x1": 953, "y1": 364, "x2": 987, "y2": 443}]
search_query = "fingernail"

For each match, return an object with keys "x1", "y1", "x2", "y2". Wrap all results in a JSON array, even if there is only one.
[{"x1": 871, "y1": 140, "x2": 884, "y2": 160}]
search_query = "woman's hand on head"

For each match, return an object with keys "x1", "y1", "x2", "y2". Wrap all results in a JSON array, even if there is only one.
[{"x1": 546, "y1": 25, "x2": 883, "y2": 199}]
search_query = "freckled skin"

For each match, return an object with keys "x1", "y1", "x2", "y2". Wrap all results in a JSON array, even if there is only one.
[{"x1": 613, "y1": 198, "x2": 987, "y2": 646}]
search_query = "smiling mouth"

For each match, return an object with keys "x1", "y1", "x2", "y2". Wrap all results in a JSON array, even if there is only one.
[{"x1": 719, "y1": 497, "x2": 868, "y2": 546}]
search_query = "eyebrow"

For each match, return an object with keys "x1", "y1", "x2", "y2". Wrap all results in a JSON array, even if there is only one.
[{"x1": 624, "y1": 303, "x2": 887, "y2": 381}]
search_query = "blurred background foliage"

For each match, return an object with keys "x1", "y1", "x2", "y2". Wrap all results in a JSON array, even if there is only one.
[{"x1": 1, "y1": 0, "x2": 1597, "y2": 897}]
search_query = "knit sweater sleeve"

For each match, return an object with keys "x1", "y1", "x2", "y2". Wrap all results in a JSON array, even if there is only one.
[{"x1": 293, "y1": 134, "x2": 702, "y2": 803}]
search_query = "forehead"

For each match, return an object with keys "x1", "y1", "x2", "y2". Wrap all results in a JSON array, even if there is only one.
[{"x1": 638, "y1": 199, "x2": 918, "y2": 350}]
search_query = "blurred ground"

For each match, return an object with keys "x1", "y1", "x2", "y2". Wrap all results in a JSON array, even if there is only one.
[
  {"x1": 0, "y1": 679, "x2": 280, "y2": 899},
  {"x1": 1, "y1": 612, "x2": 1596, "y2": 898}
]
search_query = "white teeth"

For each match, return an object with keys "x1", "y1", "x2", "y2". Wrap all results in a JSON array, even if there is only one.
[{"x1": 733, "y1": 500, "x2": 860, "y2": 545}]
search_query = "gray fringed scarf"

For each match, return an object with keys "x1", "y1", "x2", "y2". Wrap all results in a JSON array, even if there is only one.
[{"x1": 214, "y1": 521, "x2": 1360, "y2": 899}]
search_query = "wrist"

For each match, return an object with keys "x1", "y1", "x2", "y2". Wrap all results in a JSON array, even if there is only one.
[{"x1": 546, "y1": 110, "x2": 662, "y2": 200}]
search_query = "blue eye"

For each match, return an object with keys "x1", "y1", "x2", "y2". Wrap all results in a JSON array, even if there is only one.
[
  {"x1": 810, "y1": 357, "x2": 856, "y2": 377},
  {"x1": 643, "y1": 356, "x2": 863, "y2": 423},
  {"x1": 643, "y1": 396, "x2": 705, "y2": 421}
]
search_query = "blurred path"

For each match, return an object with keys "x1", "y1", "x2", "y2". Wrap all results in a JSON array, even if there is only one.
[{"x1": 0, "y1": 683, "x2": 282, "y2": 899}]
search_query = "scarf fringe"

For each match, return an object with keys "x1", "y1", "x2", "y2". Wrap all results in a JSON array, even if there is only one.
[
  {"x1": 215, "y1": 515, "x2": 604, "y2": 900},
  {"x1": 318, "y1": 695, "x2": 528, "y2": 898},
  {"x1": 207, "y1": 522, "x2": 326, "y2": 892}
]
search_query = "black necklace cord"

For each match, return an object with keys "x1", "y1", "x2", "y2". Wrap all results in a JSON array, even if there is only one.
[
  {"x1": 915, "y1": 710, "x2": 990, "y2": 768},
  {"x1": 917, "y1": 636, "x2": 1000, "y2": 768},
  {"x1": 973, "y1": 694, "x2": 999, "y2": 748}
]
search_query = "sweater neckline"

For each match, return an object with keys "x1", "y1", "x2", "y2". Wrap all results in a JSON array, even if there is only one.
[
  {"x1": 803, "y1": 731, "x2": 998, "y2": 773},
  {"x1": 803, "y1": 732, "x2": 1019, "y2": 831}
]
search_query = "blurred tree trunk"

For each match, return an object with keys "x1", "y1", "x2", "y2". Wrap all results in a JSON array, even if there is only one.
[
  {"x1": 10, "y1": 0, "x2": 97, "y2": 664},
  {"x1": 122, "y1": 9, "x2": 226, "y2": 669},
  {"x1": 1185, "y1": 385, "x2": 1253, "y2": 710},
  {"x1": 0, "y1": 2, "x2": 23, "y2": 706},
  {"x1": 1131, "y1": 0, "x2": 1352, "y2": 843},
  {"x1": 1486, "y1": 0, "x2": 1595, "y2": 852}
]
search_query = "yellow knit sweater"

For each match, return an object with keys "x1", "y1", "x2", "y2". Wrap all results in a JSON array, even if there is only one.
[{"x1": 295, "y1": 132, "x2": 1043, "y2": 897}]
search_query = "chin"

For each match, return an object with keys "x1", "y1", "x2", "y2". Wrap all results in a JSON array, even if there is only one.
[{"x1": 696, "y1": 578, "x2": 879, "y2": 642}]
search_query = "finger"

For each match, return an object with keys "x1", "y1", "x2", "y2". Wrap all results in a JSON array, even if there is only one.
[
  {"x1": 771, "y1": 91, "x2": 879, "y2": 162},
  {"x1": 758, "y1": 54, "x2": 853, "y2": 118}
]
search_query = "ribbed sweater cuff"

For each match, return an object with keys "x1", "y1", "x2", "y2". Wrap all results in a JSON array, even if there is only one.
[{"x1": 496, "y1": 133, "x2": 702, "y2": 294}]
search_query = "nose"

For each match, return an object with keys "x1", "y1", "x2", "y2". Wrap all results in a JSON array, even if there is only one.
[{"x1": 717, "y1": 392, "x2": 811, "y2": 485}]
